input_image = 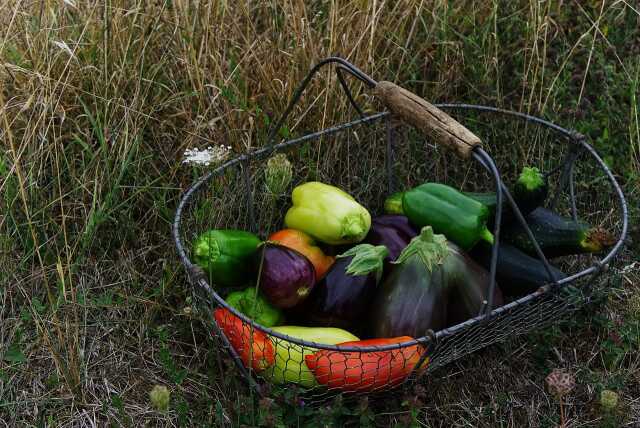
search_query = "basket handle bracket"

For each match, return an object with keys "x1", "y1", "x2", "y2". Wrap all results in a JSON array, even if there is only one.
[{"x1": 374, "y1": 81, "x2": 481, "y2": 159}]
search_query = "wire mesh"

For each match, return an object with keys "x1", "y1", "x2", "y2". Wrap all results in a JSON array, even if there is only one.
[{"x1": 174, "y1": 104, "x2": 627, "y2": 405}]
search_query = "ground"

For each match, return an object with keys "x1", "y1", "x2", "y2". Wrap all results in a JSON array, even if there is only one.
[{"x1": 1, "y1": 1, "x2": 639, "y2": 427}]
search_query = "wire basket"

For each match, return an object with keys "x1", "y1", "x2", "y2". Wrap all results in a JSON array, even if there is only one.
[{"x1": 173, "y1": 58, "x2": 628, "y2": 404}]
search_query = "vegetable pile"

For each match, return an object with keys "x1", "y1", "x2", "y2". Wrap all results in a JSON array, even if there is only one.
[{"x1": 194, "y1": 168, "x2": 615, "y2": 392}]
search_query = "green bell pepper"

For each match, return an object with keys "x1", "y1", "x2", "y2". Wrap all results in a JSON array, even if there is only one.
[
  {"x1": 403, "y1": 183, "x2": 494, "y2": 250},
  {"x1": 225, "y1": 287, "x2": 283, "y2": 327},
  {"x1": 192, "y1": 229, "x2": 261, "y2": 287},
  {"x1": 284, "y1": 182, "x2": 371, "y2": 245}
]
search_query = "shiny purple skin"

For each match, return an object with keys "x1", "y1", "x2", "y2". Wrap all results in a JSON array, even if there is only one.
[
  {"x1": 370, "y1": 254, "x2": 449, "y2": 338},
  {"x1": 259, "y1": 244, "x2": 316, "y2": 309},
  {"x1": 365, "y1": 215, "x2": 418, "y2": 264},
  {"x1": 370, "y1": 241, "x2": 503, "y2": 338},
  {"x1": 445, "y1": 242, "x2": 504, "y2": 327},
  {"x1": 298, "y1": 256, "x2": 377, "y2": 334},
  {"x1": 371, "y1": 215, "x2": 418, "y2": 239}
]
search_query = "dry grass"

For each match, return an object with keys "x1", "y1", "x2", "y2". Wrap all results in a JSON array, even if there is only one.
[{"x1": 1, "y1": 0, "x2": 639, "y2": 426}]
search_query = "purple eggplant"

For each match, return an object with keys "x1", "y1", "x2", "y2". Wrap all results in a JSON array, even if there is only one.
[
  {"x1": 445, "y1": 244, "x2": 503, "y2": 326},
  {"x1": 365, "y1": 215, "x2": 418, "y2": 266},
  {"x1": 259, "y1": 243, "x2": 316, "y2": 309},
  {"x1": 370, "y1": 215, "x2": 418, "y2": 238},
  {"x1": 298, "y1": 244, "x2": 388, "y2": 334},
  {"x1": 370, "y1": 226, "x2": 503, "y2": 338}
]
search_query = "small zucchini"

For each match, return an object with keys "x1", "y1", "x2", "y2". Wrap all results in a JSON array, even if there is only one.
[
  {"x1": 512, "y1": 166, "x2": 548, "y2": 216},
  {"x1": 470, "y1": 241, "x2": 567, "y2": 296},
  {"x1": 502, "y1": 208, "x2": 616, "y2": 258},
  {"x1": 465, "y1": 166, "x2": 548, "y2": 225}
]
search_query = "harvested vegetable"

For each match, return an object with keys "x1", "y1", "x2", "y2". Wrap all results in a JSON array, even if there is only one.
[
  {"x1": 365, "y1": 215, "x2": 418, "y2": 268},
  {"x1": 268, "y1": 229, "x2": 334, "y2": 279},
  {"x1": 213, "y1": 308, "x2": 274, "y2": 372},
  {"x1": 192, "y1": 230, "x2": 261, "y2": 287},
  {"x1": 225, "y1": 287, "x2": 284, "y2": 327},
  {"x1": 513, "y1": 166, "x2": 548, "y2": 215},
  {"x1": 471, "y1": 241, "x2": 567, "y2": 296},
  {"x1": 465, "y1": 166, "x2": 548, "y2": 225},
  {"x1": 502, "y1": 207, "x2": 616, "y2": 258},
  {"x1": 370, "y1": 227, "x2": 449, "y2": 337},
  {"x1": 305, "y1": 336, "x2": 428, "y2": 392},
  {"x1": 462, "y1": 192, "x2": 498, "y2": 211},
  {"x1": 403, "y1": 183, "x2": 494, "y2": 250},
  {"x1": 371, "y1": 226, "x2": 501, "y2": 337},
  {"x1": 300, "y1": 244, "x2": 388, "y2": 333},
  {"x1": 259, "y1": 244, "x2": 316, "y2": 309},
  {"x1": 445, "y1": 243, "x2": 503, "y2": 326},
  {"x1": 284, "y1": 182, "x2": 371, "y2": 245},
  {"x1": 262, "y1": 326, "x2": 359, "y2": 387}
]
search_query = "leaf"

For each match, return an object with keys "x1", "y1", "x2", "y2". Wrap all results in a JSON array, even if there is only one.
[
  {"x1": 32, "y1": 297, "x2": 46, "y2": 314},
  {"x1": 4, "y1": 345, "x2": 26, "y2": 363},
  {"x1": 278, "y1": 125, "x2": 290, "y2": 139}
]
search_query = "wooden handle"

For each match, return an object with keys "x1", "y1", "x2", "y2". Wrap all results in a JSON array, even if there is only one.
[{"x1": 374, "y1": 81, "x2": 481, "y2": 159}]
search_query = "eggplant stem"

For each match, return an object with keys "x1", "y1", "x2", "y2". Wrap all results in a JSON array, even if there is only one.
[
  {"x1": 340, "y1": 244, "x2": 389, "y2": 277},
  {"x1": 393, "y1": 226, "x2": 449, "y2": 271}
]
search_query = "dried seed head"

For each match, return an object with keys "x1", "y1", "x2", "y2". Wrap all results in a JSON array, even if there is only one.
[
  {"x1": 264, "y1": 154, "x2": 292, "y2": 195},
  {"x1": 600, "y1": 389, "x2": 619, "y2": 412},
  {"x1": 546, "y1": 369, "x2": 575, "y2": 399},
  {"x1": 149, "y1": 385, "x2": 171, "y2": 411}
]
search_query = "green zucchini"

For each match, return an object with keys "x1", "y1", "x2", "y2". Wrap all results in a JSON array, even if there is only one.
[
  {"x1": 502, "y1": 208, "x2": 616, "y2": 258},
  {"x1": 513, "y1": 167, "x2": 548, "y2": 216},
  {"x1": 470, "y1": 241, "x2": 567, "y2": 296},
  {"x1": 465, "y1": 166, "x2": 548, "y2": 225}
]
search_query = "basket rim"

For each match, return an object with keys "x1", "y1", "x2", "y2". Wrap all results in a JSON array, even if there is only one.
[{"x1": 172, "y1": 104, "x2": 628, "y2": 353}]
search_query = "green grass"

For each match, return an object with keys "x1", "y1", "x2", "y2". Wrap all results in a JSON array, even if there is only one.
[{"x1": 1, "y1": 0, "x2": 639, "y2": 426}]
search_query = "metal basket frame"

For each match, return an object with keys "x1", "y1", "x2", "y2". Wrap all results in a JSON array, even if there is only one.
[{"x1": 172, "y1": 58, "x2": 628, "y2": 397}]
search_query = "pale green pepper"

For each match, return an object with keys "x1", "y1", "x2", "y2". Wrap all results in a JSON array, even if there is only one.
[{"x1": 284, "y1": 182, "x2": 371, "y2": 245}]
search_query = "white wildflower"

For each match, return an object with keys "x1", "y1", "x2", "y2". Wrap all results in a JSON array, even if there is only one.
[
  {"x1": 182, "y1": 146, "x2": 231, "y2": 167},
  {"x1": 51, "y1": 41, "x2": 76, "y2": 59}
]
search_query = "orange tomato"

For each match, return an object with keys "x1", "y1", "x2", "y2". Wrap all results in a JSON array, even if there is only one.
[
  {"x1": 213, "y1": 308, "x2": 275, "y2": 372},
  {"x1": 305, "y1": 336, "x2": 428, "y2": 392},
  {"x1": 268, "y1": 229, "x2": 335, "y2": 279}
]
